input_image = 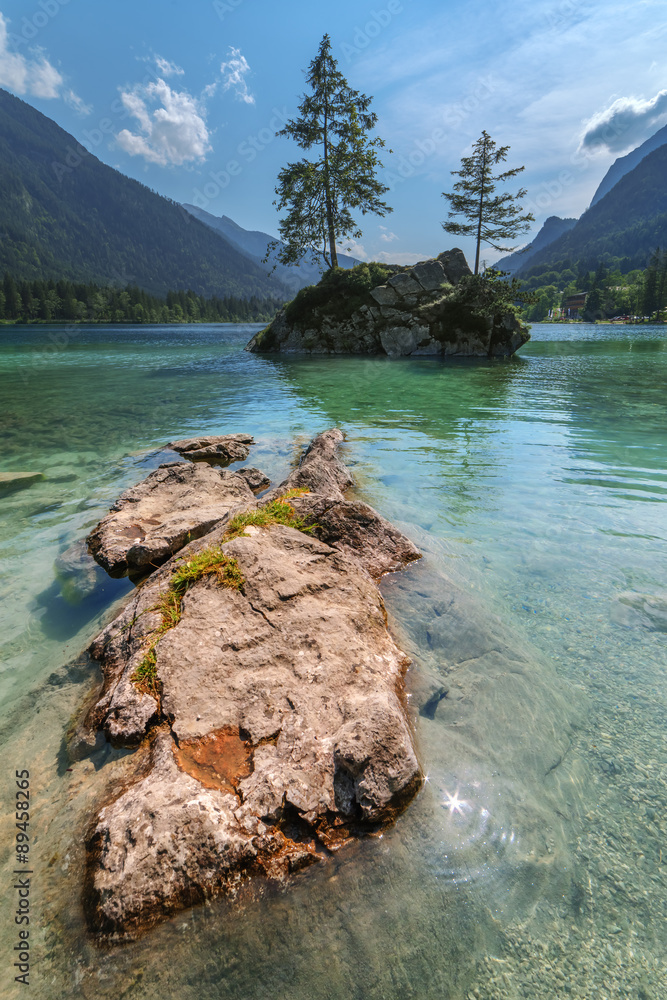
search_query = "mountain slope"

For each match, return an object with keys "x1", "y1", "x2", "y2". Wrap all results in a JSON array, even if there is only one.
[
  {"x1": 183, "y1": 204, "x2": 360, "y2": 293},
  {"x1": 0, "y1": 88, "x2": 288, "y2": 298},
  {"x1": 590, "y1": 122, "x2": 667, "y2": 207},
  {"x1": 517, "y1": 144, "x2": 667, "y2": 280},
  {"x1": 496, "y1": 216, "x2": 577, "y2": 273}
]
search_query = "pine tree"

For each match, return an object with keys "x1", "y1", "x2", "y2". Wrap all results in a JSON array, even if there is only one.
[
  {"x1": 642, "y1": 248, "x2": 661, "y2": 318},
  {"x1": 269, "y1": 34, "x2": 391, "y2": 270},
  {"x1": 442, "y1": 131, "x2": 534, "y2": 275}
]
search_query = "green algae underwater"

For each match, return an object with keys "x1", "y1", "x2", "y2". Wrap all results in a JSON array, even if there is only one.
[{"x1": 0, "y1": 322, "x2": 665, "y2": 999}]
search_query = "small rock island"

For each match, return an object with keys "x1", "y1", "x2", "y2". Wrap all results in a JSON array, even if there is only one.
[
  {"x1": 76, "y1": 430, "x2": 423, "y2": 940},
  {"x1": 246, "y1": 249, "x2": 530, "y2": 358}
]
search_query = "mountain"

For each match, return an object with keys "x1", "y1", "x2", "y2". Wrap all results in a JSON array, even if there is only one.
[
  {"x1": 182, "y1": 204, "x2": 360, "y2": 293},
  {"x1": 0, "y1": 88, "x2": 288, "y2": 299},
  {"x1": 496, "y1": 215, "x2": 577, "y2": 273},
  {"x1": 590, "y1": 122, "x2": 667, "y2": 207},
  {"x1": 516, "y1": 143, "x2": 667, "y2": 281}
]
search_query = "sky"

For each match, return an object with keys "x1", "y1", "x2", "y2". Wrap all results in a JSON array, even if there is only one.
[{"x1": 1, "y1": 0, "x2": 666, "y2": 268}]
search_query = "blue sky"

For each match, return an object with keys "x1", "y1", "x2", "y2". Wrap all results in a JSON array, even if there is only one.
[{"x1": 1, "y1": 0, "x2": 667, "y2": 267}]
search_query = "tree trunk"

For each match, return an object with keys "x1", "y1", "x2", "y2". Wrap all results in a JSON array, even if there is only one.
[
  {"x1": 474, "y1": 140, "x2": 487, "y2": 275},
  {"x1": 322, "y1": 65, "x2": 338, "y2": 268}
]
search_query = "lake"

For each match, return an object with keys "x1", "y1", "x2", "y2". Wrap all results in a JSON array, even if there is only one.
[{"x1": 0, "y1": 322, "x2": 665, "y2": 999}]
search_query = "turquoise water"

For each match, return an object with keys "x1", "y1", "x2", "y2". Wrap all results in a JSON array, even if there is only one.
[{"x1": 0, "y1": 323, "x2": 665, "y2": 999}]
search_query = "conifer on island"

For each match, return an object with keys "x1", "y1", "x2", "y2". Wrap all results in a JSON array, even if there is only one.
[
  {"x1": 268, "y1": 34, "x2": 392, "y2": 270},
  {"x1": 442, "y1": 131, "x2": 534, "y2": 274}
]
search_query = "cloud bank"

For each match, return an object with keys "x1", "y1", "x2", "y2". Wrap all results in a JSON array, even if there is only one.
[{"x1": 579, "y1": 89, "x2": 667, "y2": 153}]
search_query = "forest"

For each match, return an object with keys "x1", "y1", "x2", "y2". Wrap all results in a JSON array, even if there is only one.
[{"x1": 0, "y1": 274, "x2": 284, "y2": 325}]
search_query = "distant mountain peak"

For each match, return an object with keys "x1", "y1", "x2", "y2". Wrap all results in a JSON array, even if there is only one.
[{"x1": 590, "y1": 122, "x2": 667, "y2": 207}]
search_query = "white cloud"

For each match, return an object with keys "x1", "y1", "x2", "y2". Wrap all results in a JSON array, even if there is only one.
[
  {"x1": 64, "y1": 88, "x2": 93, "y2": 116},
  {"x1": 0, "y1": 14, "x2": 90, "y2": 112},
  {"x1": 155, "y1": 55, "x2": 184, "y2": 78},
  {"x1": 220, "y1": 46, "x2": 254, "y2": 105},
  {"x1": 0, "y1": 14, "x2": 61, "y2": 96},
  {"x1": 379, "y1": 226, "x2": 398, "y2": 243},
  {"x1": 116, "y1": 78, "x2": 212, "y2": 166},
  {"x1": 578, "y1": 89, "x2": 667, "y2": 154},
  {"x1": 338, "y1": 240, "x2": 368, "y2": 260}
]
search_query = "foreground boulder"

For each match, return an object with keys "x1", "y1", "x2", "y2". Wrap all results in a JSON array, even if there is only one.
[
  {"x1": 246, "y1": 251, "x2": 530, "y2": 358},
  {"x1": 86, "y1": 461, "x2": 261, "y2": 579},
  {"x1": 78, "y1": 429, "x2": 423, "y2": 939}
]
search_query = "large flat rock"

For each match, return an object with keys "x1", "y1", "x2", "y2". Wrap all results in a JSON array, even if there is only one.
[
  {"x1": 86, "y1": 462, "x2": 256, "y2": 578},
  {"x1": 79, "y1": 429, "x2": 423, "y2": 939}
]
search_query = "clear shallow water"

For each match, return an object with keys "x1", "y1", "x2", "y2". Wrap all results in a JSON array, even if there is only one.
[{"x1": 0, "y1": 323, "x2": 665, "y2": 999}]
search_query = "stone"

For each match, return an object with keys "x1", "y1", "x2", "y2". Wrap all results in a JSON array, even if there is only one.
[
  {"x1": 80, "y1": 429, "x2": 423, "y2": 939},
  {"x1": 437, "y1": 248, "x2": 473, "y2": 284},
  {"x1": 265, "y1": 426, "x2": 354, "y2": 500},
  {"x1": 411, "y1": 260, "x2": 448, "y2": 292},
  {"x1": 0, "y1": 471, "x2": 44, "y2": 494},
  {"x1": 369, "y1": 284, "x2": 400, "y2": 306},
  {"x1": 168, "y1": 433, "x2": 254, "y2": 464},
  {"x1": 54, "y1": 540, "x2": 105, "y2": 604},
  {"x1": 380, "y1": 324, "x2": 431, "y2": 358},
  {"x1": 387, "y1": 272, "x2": 424, "y2": 297},
  {"x1": 86, "y1": 461, "x2": 255, "y2": 578},
  {"x1": 234, "y1": 467, "x2": 271, "y2": 492}
]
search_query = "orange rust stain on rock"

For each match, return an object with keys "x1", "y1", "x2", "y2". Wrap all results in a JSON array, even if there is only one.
[{"x1": 173, "y1": 727, "x2": 252, "y2": 794}]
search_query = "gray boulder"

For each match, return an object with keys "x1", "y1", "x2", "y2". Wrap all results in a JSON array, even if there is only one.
[{"x1": 86, "y1": 461, "x2": 256, "y2": 578}]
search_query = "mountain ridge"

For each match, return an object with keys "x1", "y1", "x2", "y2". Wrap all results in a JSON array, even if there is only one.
[
  {"x1": 516, "y1": 143, "x2": 667, "y2": 280},
  {"x1": 0, "y1": 88, "x2": 289, "y2": 299}
]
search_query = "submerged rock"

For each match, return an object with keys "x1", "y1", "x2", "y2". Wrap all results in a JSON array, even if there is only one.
[
  {"x1": 246, "y1": 250, "x2": 530, "y2": 359},
  {"x1": 86, "y1": 461, "x2": 256, "y2": 579},
  {"x1": 0, "y1": 470, "x2": 44, "y2": 493},
  {"x1": 79, "y1": 429, "x2": 423, "y2": 939}
]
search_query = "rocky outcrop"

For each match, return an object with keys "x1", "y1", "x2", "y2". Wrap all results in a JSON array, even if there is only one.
[
  {"x1": 246, "y1": 250, "x2": 530, "y2": 359},
  {"x1": 78, "y1": 429, "x2": 423, "y2": 940},
  {"x1": 86, "y1": 461, "x2": 259, "y2": 579}
]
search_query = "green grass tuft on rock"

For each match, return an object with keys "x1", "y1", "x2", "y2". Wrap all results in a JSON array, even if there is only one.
[
  {"x1": 131, "y1": 548, "x2": 243, "y2": 700},
  {"x1": 225, "y1": 493, "x2": 314, "y2": 541}
]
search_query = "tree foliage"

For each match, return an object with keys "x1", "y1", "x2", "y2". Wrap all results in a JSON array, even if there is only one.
[
  {"x1": 442, "y1": 131, "x2": 534, "y2": 274},
  {"x1": 269, "y1": 34, "x2": 391, "y2": 270}
]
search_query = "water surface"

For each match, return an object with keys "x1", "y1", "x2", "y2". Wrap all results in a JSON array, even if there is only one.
[{"x1": 0, "y1": 323, "x2": 665, "y2": 999}]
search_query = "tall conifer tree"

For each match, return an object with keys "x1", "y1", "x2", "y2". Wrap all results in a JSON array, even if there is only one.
[{"x1": 269, "y1": 34, "x2": 391, "y2": 270}]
